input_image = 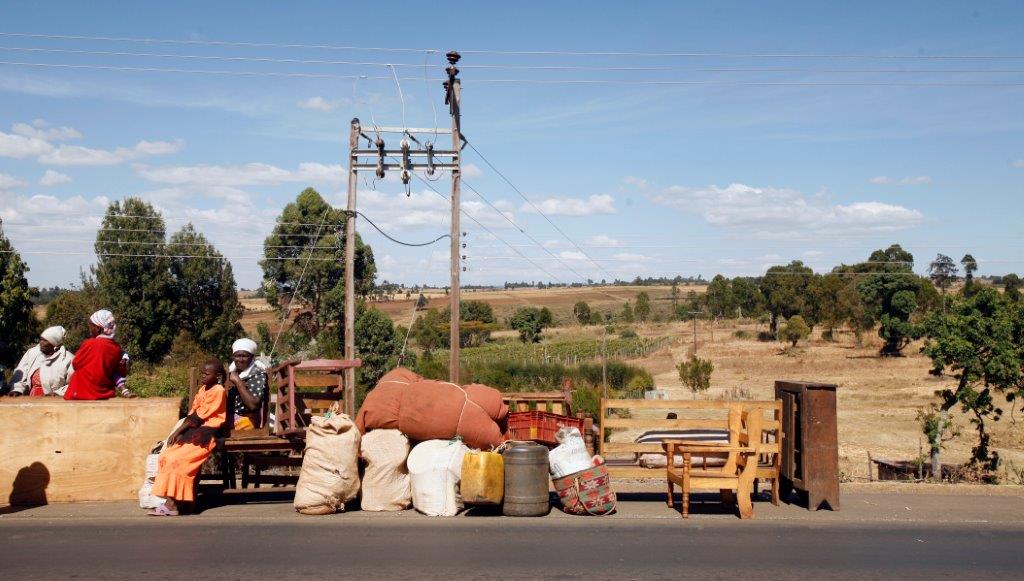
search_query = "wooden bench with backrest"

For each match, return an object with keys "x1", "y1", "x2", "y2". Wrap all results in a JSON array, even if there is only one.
[
  {"x1": 665, "y1": 407, "x2": 765, "y2": 519},
  {"x1": 599, "y1": 398, "x2": 783, "y2": 504}
]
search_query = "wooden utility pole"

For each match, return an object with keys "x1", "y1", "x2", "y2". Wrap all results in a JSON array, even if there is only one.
[
  {"x1": 447, "y1": 51, "x2": 462, "y2": 384},
  {"x1": 343, "y1": 118, "x2": 360, "y2": 416},
  {"x1": 343, "y1": 52, "x2": 463, "y2": 398}
]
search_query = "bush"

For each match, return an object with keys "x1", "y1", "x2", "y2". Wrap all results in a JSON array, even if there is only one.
[
  {"x1": 821, "y1": 329, "x2": 835, "y2": 342},
  {"x1": 620, "y1": 328, "x2": 638, "y2": 339},
  {"x1": 733, "y1": 330, "x2": 751, "y2": 340},
  {"x1": 677, "y1": 355, "x2": 714, "y2": 393},
  {"x1": 779, "y1": 315, "x2": 811, "y2": 347},
  {"x1": 626, "y1": 374, "x2": 654, "y2": 392},
  {"x1": 757, "y1": 331, "x2": 775, "y2": 342}
]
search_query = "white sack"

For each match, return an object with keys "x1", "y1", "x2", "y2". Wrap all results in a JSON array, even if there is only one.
[
  {"x1": 294, "y1": 413, "x2": 361, "y2": 515},
  {"x1": 549, "y1": 427, "x2": 592, "y2": 478},
  {"x1": 407, "y1": 439, "x2": 468, "y2": 517},
  {"x1": 360, "y1": 429, "x2": 412, "y2": 511}
]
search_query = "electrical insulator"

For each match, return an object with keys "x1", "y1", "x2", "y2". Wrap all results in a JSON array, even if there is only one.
[
  {"x1": 461, "y1": 243, "x2": 466, "y2": 249},
  {"x1": 462, "y1": 266, "x2": 467, "y2": 272},
  {"x1": 425, "y1": 142, "x2": 435, "y2": 176},
  {"x1": 375, "y1": 137, "x2": 385, "y2": 179},
  {"x1": 400, "y1": 138, "x2": 412, "y2": 188}
]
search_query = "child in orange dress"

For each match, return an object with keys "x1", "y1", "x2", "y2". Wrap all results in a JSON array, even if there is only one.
[{"x1": 149, "y1": 358, "x2": 228, "y2": 516}]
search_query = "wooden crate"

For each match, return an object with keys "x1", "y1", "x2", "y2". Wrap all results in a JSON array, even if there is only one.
[{"x1": 0, "y1": 398, "x2": 179, "y2": 505}]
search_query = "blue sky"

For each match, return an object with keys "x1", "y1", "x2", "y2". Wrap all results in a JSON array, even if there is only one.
[{"x1": 1, "y1": 1, "x2": 1022, "y2": 288}]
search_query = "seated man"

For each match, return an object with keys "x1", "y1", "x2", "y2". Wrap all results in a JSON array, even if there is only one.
[
  {"x1": 7, "y1": 326, "x2": 74, "y2": 397},
  {"x1": 226, "y1": 338, "x2": 268, "y2": 430}
]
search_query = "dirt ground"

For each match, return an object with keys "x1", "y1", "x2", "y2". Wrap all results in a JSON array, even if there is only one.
[
  {"x1": 619, "y1": 319, "x2": 1024, "y2": 483},
  {"x1": 237, "y1": 285, "x2": 1024, "y2": 484}
]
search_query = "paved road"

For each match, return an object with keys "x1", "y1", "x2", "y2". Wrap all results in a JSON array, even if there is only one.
[{"x1": 2, "y1": 518, "x2": 1022, "y2": 579}]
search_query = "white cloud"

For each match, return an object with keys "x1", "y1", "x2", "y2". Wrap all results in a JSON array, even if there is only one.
[
  {"x1": 521, "y1": 194, "x2": 616, "y2": 217},
  {"x1": 39, "y1": 170, "x2": 72, "y2": 186},
  {"x1": 38, "y1": 139, "x2": 184, "y2": 166},
  {"x1": 462, "y1": 163, "x2": 484, "y2": 178},
  {"x1": 803, "y1": 250, "x2": 825, "y2": 258},
  {"x1": 559, "y1": 251, "x2": 587, "y2": 260},
  {"x1": 0, "y1": 130, "x2": 53, "y2": 159},
  {"x1": 12, "y1": 120, "x2": 81, "y2": 142},
  {"x1": 584, "y1": 234, "x2": 621, "y2": 247},
  {"x1": 870, "y1": 175, "x2": 932, "y2": 185},
  {"x1": 298, "y1": 96, "x2": 343, "y2": 112},
  {"x1": 653, "y1": 182, "x2": 924, "y2": 234},
  {"x1": 623, "y1": 176, "x2": 649, "y2": 189},
  {"x1": 612, "y1": 252, "x2": 652, "y2": 262},
  {"x1": 1013, "y1": 159, "x2": 1024, "y2": 168},
  {"x1": 137, "y1": 161, "x2": 345, "y2": 187},
  {"x1": 0, "y1": 172, "x2": 26, "y2": 190}
]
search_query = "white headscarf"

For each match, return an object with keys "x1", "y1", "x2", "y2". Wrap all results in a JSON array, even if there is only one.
[
  {"x1": 40, "y1": 326, "x2": 66, "y2": 347},
  {"x1": 89, "y1": 309, "x2": 116, "y2": 338},
  {"x1": 231, "y1": 338, "x2": 258, "y2": 355}
]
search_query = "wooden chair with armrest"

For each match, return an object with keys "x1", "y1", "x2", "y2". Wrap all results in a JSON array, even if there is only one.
[{"x1": 664, "y1": 407, "x2": 765, "y2": 519}]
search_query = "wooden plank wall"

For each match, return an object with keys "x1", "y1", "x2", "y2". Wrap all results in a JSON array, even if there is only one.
[{"x1": 0, "y1": 398, "x2": 179, "y2": 505}]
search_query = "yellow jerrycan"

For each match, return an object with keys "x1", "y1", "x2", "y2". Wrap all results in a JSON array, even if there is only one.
[{"x1": 460, "y1": 450, "x2": 505, "y2": 505}]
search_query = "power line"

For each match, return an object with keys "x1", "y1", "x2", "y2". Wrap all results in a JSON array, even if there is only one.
[
  {"x1": 6, "y1": 46, "x2": 1024, "y2": 73},
  {"x1": 465, "y1": 141, "x2": 620, "y2": 283},
  {"x1": 3, "y1": 32, "x2": 1024, "y2": 60},
  {"x1": 4, "y1": 60, "x2": 1024, "y2": 86}
]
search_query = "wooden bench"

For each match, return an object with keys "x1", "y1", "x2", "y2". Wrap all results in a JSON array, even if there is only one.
[
  {"x1": 190, "y1": 358, "x2": 360, "y2": 491},
  {"x1": 599, "y1": 398, "x2": 783, "y2": 504},
  {"x1": 665, "y1": 407, "x2": 765, "y2": 519}
]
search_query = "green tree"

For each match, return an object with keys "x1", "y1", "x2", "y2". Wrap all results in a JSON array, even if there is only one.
[
  {"x1": 167, "y1": 224, "x2": 243, "y2": 358},
  {"x1": 731, "y1": 277, "x2": 765, "y2": 318},
  {"x1": 928, "y1": 253, "x2": 958, "y2": 295},
  {"x1": 261, "y1": 188, "x2": 376, "y2": 338},
  {"x1": 411, "y1": 308, "x2": 445, "y2": 353},
  {"x1": 355, "y1": 308, "x2": 403, "y2": 388},
  {"x1": 761, "y1": 261, "x2": 816, "y2": 336},
  {"x1": 812, "y1": 274, "x2": 864, "y2": 339},
  {"x1": 441, "y1": 299, "x2": 497, "y2": 347},
  {"x1": 705, "y1": 275, "x2": 736, "y2": 318},
  {"x1": 634, "y1": 292, "x2": 652, "y2": 322},
  {"x1": 849, "y1": 244, "x2": 922, "y2": 356},
  {"x1": 573, "y1": 301, "x2": 592, "y2": 326},
  {"x1": 677, "y1": 355, "x2": 714, "y2": 393},
  {"x1": 961, "y1": 253, "x2": 978, "y2": 294},
  {"x1": 93, "y1": 198, "x2": 176, "y2": 363},
  {"x1": 508, "y1": 306, "x2": 552, "y2": 343},
  {"x1": 43, "y1": 274, "x2": 105, "y2": 352},
  {"x1": 779, "y1": 315, "x2": 811, "y2": 347},
  {"x1": 1003, "y1": 273, "x2": 1022, "y2": 302},
  {"x1": 670, "y1": 281, "x2": 680, "y2": 310},
  {"x1": 415, "y1": 293, "x2": 428, "y2": 310},
  {"x1": 919, "y1": 288, "x2": 1022, "y2": 468},
  {"x1": 619, "y1": 301, "x2": 635, "y2": 323},
  {"x1": 0, "y1": 220, "x2": 39, "y2": 367}
]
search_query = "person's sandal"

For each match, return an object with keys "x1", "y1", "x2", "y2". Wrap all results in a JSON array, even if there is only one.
[{"x1": 147, "y1": 503, "x2": 179, "y2": 516}]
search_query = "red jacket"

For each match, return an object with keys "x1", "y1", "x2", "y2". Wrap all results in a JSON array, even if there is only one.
[{"x1": 65, "y1": 337, "x2": 124, "y2": 401}]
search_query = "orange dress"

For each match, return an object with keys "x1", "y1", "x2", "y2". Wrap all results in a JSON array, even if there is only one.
[{"x1": 152, "y1": 384, "x2": 227, "y2": 502}]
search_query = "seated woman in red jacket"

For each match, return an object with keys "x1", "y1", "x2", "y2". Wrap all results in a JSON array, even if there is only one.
[{"x1": 64, "y1": 309, "x2": 134, "y2": 400}]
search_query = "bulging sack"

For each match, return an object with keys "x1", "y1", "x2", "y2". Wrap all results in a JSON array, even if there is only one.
[
  {"x1": 360, "y1": 429, "x2": 412, "y2": 512},
  {"x1": 138, "y1": 440, "x2": 164, "y2": 509},
  {"x1": 552, "y1": 456, "x2": 617, "y2": 516},
  {"x1": 407, "y1": 439, "x2": 469, "y2": 516},
  {"x1": 548, "y1": 427, "x2": 592, "y2": 479},
  {"x1": 294, "y1": 413, "x2": 361, "y2": 515}
]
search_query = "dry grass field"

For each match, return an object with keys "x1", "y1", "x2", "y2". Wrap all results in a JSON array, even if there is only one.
[{"x1": 237, "y1": 285, "x2": 1024, "y2": 483}]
